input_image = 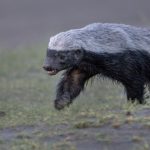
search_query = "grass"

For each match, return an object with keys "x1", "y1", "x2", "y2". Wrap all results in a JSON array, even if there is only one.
[{"x1": 0, "y1": 46, "x2": 150, "y2": 150}]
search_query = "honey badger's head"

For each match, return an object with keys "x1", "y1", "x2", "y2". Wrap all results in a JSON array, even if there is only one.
[
  {"x1": 43, "y1": 30, "x2": 86, "y2": 75},
  {"x1": 43, "y1": 49, "x2": 84, "y2": 75}
]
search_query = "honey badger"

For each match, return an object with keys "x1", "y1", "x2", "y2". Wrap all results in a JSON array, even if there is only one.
[{"x1": 43, "y1": 23, "x2": 150, "y2": 110}]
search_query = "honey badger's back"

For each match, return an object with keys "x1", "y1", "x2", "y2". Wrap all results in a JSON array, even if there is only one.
[{"x1": 48, "y1": 23, "x2": 150, "y2": 53}]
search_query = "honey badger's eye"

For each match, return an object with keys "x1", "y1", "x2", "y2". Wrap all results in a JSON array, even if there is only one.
[{"x1": 59, "y1": 55, "x2": 65, "y2": 60}]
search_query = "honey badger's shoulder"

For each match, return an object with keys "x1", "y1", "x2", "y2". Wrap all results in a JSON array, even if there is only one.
[{"x1": 48, "y1": 23, "x2": 150, "y2": 53}]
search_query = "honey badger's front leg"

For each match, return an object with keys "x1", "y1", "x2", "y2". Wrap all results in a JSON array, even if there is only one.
[{"x1": 54, "y1": 66, "x2": 97, "y2": 110}]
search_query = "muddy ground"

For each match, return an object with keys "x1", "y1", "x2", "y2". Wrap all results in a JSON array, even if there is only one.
[{"x1": 0, "y1": 109, "x2": 150, "y2": 150}]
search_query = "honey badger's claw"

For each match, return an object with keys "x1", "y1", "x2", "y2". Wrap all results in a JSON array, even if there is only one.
[
  {"x1": 54, "y1": 99, "x2": 72, "y2": 110},
  {"x1": 54, "y1": 100, "x2": 65, "y2": 110}
]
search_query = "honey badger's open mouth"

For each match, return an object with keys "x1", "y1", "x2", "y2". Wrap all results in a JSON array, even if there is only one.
[
  {"x1": 47, "y1": 69, "x2": 58, "y2": 75},
  {"x1": 43, "y1": 66, "x2": 59, "y2": 76}
]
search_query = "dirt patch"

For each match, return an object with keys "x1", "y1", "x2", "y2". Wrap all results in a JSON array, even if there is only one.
[{"x1": 0, "y1": 109, "x2": 150, "y2": 150}]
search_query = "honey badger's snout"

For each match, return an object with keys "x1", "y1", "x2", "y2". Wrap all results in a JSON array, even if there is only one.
[
  {"x1": 42, "y1": 65, "x2": 58, "y2": 76},
  {"x1": 43, "y1": 50, "x2": 60, "y2": 75},
  {"x1": 43, "y1": 49, "x2": 85, "y2": 76},
  {"x1": 42, "y1": 66, "x2": 52, "y2": 71}
]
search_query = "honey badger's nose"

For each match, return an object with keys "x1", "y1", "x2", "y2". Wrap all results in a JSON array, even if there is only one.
[{"x1": 43, "y1": 65, "x2": 50, "y2": 71}]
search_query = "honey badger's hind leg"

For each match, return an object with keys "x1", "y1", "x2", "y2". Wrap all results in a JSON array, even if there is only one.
[
  {"x1": 124, "y1": 79, "x2": 145, "y2": 104},
  {"x1": 144, "y1": 83, "x2": 150, "y2": 99},
  {"x1": 54, "y1": 65, "x2": 97, "y2": 110}
]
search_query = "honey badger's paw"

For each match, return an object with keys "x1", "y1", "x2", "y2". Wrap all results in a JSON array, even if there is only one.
[{"x1": 54, "y1": 99, "x2": 72, "y2": 110}]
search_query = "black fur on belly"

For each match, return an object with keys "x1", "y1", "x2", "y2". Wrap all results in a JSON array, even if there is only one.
[{"x1": 54, "y1": 49, "x2": 150, "y2": 110}]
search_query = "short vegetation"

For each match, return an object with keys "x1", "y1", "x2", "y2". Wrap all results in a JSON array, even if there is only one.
[{"x1": 0, "y1": 46, "x2": 150, "y2": 150}]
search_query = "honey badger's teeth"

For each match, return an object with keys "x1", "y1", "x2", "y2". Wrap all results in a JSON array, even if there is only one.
[{"x1": 47, "y1": 70, "x2": 58, "y2": 75}]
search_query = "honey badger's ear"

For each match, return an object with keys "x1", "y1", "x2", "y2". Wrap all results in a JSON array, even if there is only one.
[{"x1": 74, "y1": 49, "x2": 85, "y2": 60}]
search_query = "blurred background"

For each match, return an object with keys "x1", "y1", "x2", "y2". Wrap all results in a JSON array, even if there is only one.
[
  {"x1": 0, "y1": 1, "x2": 150, "y2": 149},
  {"x1": 0, "y1": 0, "x2": 150, "y2": 49}
]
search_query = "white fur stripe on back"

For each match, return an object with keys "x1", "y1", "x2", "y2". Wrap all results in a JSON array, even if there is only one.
[{"x1": 48, "y1": 23, "x2": 150, "y2": 53}]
